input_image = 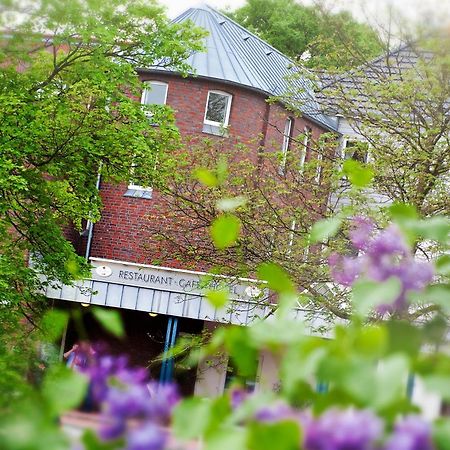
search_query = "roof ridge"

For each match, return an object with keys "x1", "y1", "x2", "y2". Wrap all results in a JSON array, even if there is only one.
[{"x1": 192, "y1": 4, "x2": 300, "y2": 67}]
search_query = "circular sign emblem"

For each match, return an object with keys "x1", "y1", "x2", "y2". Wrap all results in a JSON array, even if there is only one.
[
  {"x1": 245, "y1": 285, "x2": 261, "y2": 298},
  {"x1": 95, "y1": 265, "x2": 112, "y2": 277}
]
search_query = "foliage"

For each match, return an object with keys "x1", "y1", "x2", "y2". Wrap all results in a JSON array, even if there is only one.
[
  {"x1": 168, "y1": 213, "x2": 449, "y2": 450},
  {"x1": 224, "y1": 0, "x2": 382, "y2": 68},
  {"x1": 314, "y1": 33, "x2": 450, "y2": 219},
  {"x1": 0, "y1": 0, "x2": 204, "y2": 408}
]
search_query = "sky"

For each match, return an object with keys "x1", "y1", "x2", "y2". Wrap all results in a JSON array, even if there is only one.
[{"x1": 158, "y1": 0, "x2": 450, "y2": 27}]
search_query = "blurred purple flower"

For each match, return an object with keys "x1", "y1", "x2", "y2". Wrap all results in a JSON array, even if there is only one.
[
  {"x1": 329, "y1": 219, "x2": 434, "y2": 314},
  {"x1": 328, "y1": 253, "x2": 361, "y2": 286},
  {"x1": 145, "y1": 382, "x2": 180, "y2": 425},
  {"x1": 349, "y1": 216, "x2": 375, "y2": 251},
  {"x1": 304, "y1": 408, "x2": 383, "y2": 450},
  {"x1": 80, "y1": 351, "x2": 179, "y2": 446},
  {"x1": 383, "y1": 415, "x2": 434, "y2": 450},
  {"x1": 230, "y1": 387, "x2": 248, "y2": 410},
  {"x1": 255, "y1": 402, "x2": 297, "y2": 422},
  {"x1": 126, "y1": 423, "x2": 168, "y2": 450}
]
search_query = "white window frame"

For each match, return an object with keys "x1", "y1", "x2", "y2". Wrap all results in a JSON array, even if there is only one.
[
  {"x1": 140, "y1": 80, "x2": 168, "y2": 108},
  {"x1": 279, "y1": 117, "x2": 293, "y2": 175},
  {"x1": 128, "y1": 161, "x2": 154, "y2": 192},
  {"x1": 299, "y1": 127, "x2": 311, "y2": 173},
  {"x1": 340, "y1": 137, "x2": 370, "y2": 164},
  {"x1": 203, "y1": 90, "x2": 232, "y2": 127},
  {"x1": 128, "y1": 81, "x2": 167, "y2": 192}
]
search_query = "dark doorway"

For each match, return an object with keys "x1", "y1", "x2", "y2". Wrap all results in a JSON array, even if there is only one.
[{"x1": 58, "y1": 302, "x2": 203, "y2": 395}]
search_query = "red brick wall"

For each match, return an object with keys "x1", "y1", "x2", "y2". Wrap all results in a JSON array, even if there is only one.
[{"x1": 86, "y1": 74, "x2": 329, "y2": 268}]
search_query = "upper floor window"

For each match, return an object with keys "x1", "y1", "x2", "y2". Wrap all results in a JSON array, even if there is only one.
[
  {"x1": 204, "y1": 90, "x2": 232, "y2": 127},
  {"x1": 279, "y1": 117, "x2": 293, "y2": 175},
  {"x1": 299, "y1": 127, "x2": 312, "y2": 172},
  {"x1": 341, "y1": 138, "x2": 370, "y2": 164},
  {"x1": 141, "y1": 80, "x2": 168, "y2": 110}
]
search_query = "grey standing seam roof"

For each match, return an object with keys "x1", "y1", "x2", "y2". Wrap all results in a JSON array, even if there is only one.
[{"x1": 146, "y1": 4, "x2": 337, "y2": 131}]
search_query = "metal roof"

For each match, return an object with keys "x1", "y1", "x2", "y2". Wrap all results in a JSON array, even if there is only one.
[{"x1": 147, "y1": 4, "x2": 337, "y2": 131}]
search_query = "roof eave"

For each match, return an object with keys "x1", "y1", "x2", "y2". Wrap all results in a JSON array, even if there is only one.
[{"x1": 138, "y1": 67, "x2": 340, "y2": 133}]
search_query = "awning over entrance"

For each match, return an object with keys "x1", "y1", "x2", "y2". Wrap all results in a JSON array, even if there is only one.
[{"x1": 44, "y1": 258, "x2": 271, "y2": 326}]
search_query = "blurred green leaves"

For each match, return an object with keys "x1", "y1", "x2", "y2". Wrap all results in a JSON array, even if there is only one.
[
  {"x1": 342, "y1": 159, "x2": 374, "y2": 188},
  {"x1": 211, "y1": 215, "x2": 241, "y2": 249},
  {"x1": 92, "y1": 307, "x2": 124, "y2": 338},
  {"x1": 310, "y1": 217, "x2": 342, "y2": 243}
]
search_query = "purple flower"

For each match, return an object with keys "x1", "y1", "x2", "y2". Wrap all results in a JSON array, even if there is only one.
[
  {"x1": 230, "y1": 388, "x2": 248, "y2": 410},
  {"x1": 99, "y1": 416, "x2": 126, "y2": 440},
  {"x1": 80, "y1": 350, "x2": 180, "y2": 445},
  {"x1": 349, "y1": 217, "x2": 375, "y2": 251},
  {"x1": 384, "y1": 415, "x2": 434, "y2": 450},
  {"x1": 328, "y1": 253, "x2": 361, "y2": 286},
  {"x1": 304, "y1": 408, "x2": 383, "y2": 450},
  {"x1": 126, "y1": 423, "x2": 168, "y2": 450},
  {"x1": 329, "y1": 219, "x2": 434, "y2": 314},
  {"x1": 255, "y1": 402, "x2": 297, "y2": 422},
  {"x1": 145, "y1": 382, "x2": 180, "y2": 425}
]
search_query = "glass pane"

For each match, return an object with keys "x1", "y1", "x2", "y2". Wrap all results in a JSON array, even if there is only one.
[
  {"x1": 205, "y1": 92, "x2": 229, "y2": 123},
  {"x1": 142, "y1": 82, "x2": 167, "y2": 105}
]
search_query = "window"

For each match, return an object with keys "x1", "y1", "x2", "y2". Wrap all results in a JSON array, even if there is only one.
[
  {"x1": 299, "y1": 127, "x2": 311, "y2": 173},
  {"x1": 126, "y1": 81, "x2": 167, "y2": 196},
  {"x1": 341, "y1": 138, "x2": 370, "y2": 164},
  {"x1": 140, "y1": 80, "x2": 168, "y2": 108},
  {"x1": 315, "y1": 148, "x2": 323, "y2": 184},
  {"x1": 279, "y1": 117, "x2": 293, "y2": 175},
  {"x1": 203, "y1": 90, "x2": 232, "y2": 128}
]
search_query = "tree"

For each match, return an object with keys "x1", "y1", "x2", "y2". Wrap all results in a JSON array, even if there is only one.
[
  {"x1": 224, "y1": 0, "x2": 382, "y2": 68},
  {"x1": 0, "y1": 0, "x2": 204, "y2": 402},
  {"x1": 314, "y1": 33, "x2": 450, "y2": 219},
  {"x1": 147, "y1": 24, "x2": 449, "y2": 322}
]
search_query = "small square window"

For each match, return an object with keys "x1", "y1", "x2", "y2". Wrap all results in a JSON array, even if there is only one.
[
  {"x1": 141, "y1": 81, "x2": 168, "y2": 106},
  {"x1": 342, "y1": 138, "x2": 370, "y2": 164},
  {"x1": 204, "y1": 91, "x2": 232, "y2": 127}
]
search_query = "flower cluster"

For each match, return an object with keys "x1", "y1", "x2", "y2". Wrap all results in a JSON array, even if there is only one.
[
  {"x1": 254, "y1": 402, "x2": 434, "y2": 450},
  {"x1": 79, "y1": 350, "x2": 179, "y2": 450},
  {"x1": 328, "y1": 217, "x2": 434, "y2": 314}
]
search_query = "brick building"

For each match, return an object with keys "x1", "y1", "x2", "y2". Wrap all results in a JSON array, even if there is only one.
[{"x1": 46, "y1": 5, "x2": 340, "y2": 396}]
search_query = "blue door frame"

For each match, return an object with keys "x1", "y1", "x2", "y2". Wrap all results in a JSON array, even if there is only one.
[{"x1": 159, "y1": 316, "x2": 179, "y2": 383}]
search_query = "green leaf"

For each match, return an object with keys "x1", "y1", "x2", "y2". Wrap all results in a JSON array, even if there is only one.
[
  {"x1": 225, "y1": 326, "x2": 258, "y2": 378},
  {"x1": 193, "y1": 168, "x2": 218, "y2": 187},
  {"x1": 342, "y1": 159, "x2": 374, "y2": 187},
  {"x1": 204, "y1": 427, "x2": 247, "y2": 450},
  {"x1": 82, "y1": 429, "x2": 120, "y2": 450},
  {"x1": 436, "y1": 255, "x2": 450, "y2": 276},
  {"x1": 206, "y1": 289, "x2": 229, "y2": 308},
  {"x1": 172, "y1": 397, "x2": 212, "y2": 440},
  {"x1": 386, "y1": 321, "x2": 422, "y2": 356},
  {"x1": 352, "y1": 277, "x2": 402, "y2": 316},
  {"x1": 354, "y1": 325, "x2": 388, "y2": 358},
  {"x1": 422, "y1": 375, "x2": 450, "y2": 401},
  {"x1": 42, "y1": 365, "x2": 88, "y2": 415},
  {"x1": 433, "y1": 419, "x2": 450, "y2": 450},
  {"x1": 406, "y1": 217, "x2": 450, "y2": 244},
  {"x1": 310, "y1": 217, "x2": 342, "y2": 243},
  {"x1": 211, "y1": 215, "x2": 241, "y2": 249},
  {"x1": 216, "y1": 196, "x2": 247, "y2": 212},
  {"x1": 257, "y1": 263, "x2": 295, "y2": 293},
  {"x1": 40, "y1": 309, "x2": 69, "y2": 342},
  {"x1": 388, "y1": 202, "x2": 418, "y2": 221},
  {"x1": 92, "y1": 307, "x2": 124, "y2": 338},
  {"x1": 247, "y1": 420, "x2": 301, "y2": 450}
]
